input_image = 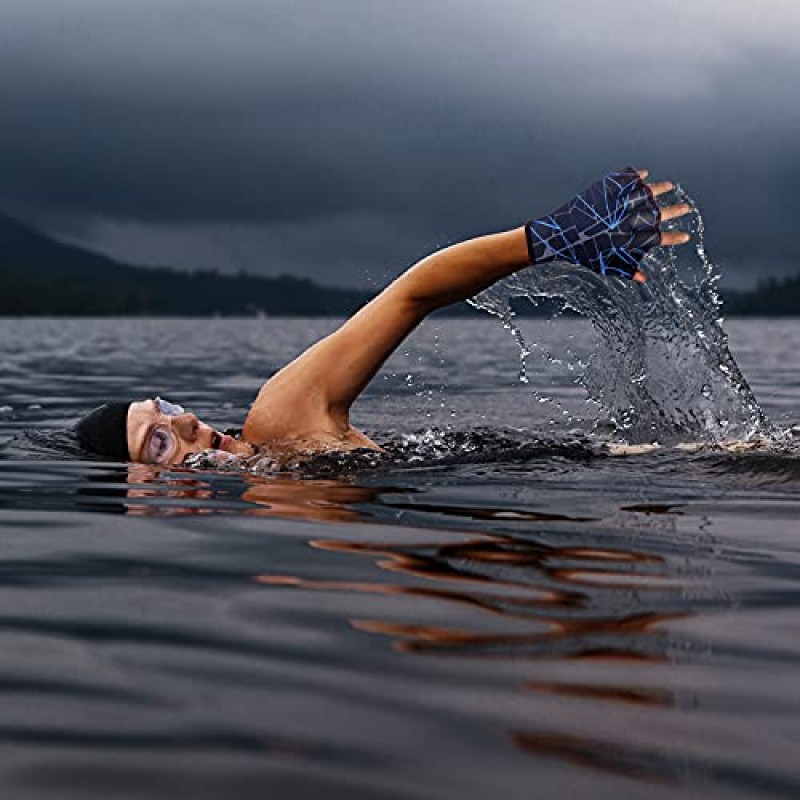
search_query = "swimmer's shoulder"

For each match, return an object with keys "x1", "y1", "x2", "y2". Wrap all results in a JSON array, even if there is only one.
[
  {"x1": 242, "y1": 382, "x2": 380, "y2": 454},
  {"x1": 242, "y1": 374, "x2": 328, "y2": 444}
]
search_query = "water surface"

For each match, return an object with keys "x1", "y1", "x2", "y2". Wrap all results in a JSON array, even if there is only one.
[{"x1": 0, "y1": 316, "x2": 798, "y2": 800}]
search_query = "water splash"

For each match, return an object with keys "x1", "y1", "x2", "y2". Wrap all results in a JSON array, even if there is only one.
[
  {"x1": 469, "y1": 189, "x2": 771, "y2": 444},
  {"x1": 180, "y1": 428, "x2": 599, "y2": 477}
]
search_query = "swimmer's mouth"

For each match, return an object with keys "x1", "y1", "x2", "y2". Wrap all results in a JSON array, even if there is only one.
[{"x1": 211, "y1": 431, "x2": 222, "y2": 449}]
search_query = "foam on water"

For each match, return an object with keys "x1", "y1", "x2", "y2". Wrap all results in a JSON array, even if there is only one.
[
  {"x1": 179, "y1": 427, "x2": 600, "y2": 478},
  {"x1": 470, "y1": 190, "x2": 772, "y2": 444}
]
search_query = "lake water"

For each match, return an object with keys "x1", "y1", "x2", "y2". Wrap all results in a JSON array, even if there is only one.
[{"x1": 0, "y1": 315, "x2": 799, "y2": 800}]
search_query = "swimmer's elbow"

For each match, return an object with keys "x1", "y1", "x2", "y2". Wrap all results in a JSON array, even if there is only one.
[
  {"x1": 385, "y1": 274, "x2": 442, "y2": 316},
  {"x1": 391, "y1": 259, "x2": 460, "y2": 314}
]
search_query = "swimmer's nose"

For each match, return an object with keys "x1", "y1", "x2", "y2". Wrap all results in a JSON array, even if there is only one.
[{"x1": 172, "y1": 412, "x2": 200, "y2": 442}]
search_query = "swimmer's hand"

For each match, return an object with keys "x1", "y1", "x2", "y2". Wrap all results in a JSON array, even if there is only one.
[{"x1": 525, "y1": 167, "x2": 691, "y2": 283}]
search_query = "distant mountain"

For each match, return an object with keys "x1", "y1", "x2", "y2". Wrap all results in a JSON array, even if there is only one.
[{"x1": 0, "y1": 214, "x2": 372, "y2": 315}]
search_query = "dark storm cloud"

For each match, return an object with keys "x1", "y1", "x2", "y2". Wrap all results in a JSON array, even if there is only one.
[{"x1": 1, "y1": 0, "x2": 799, "y2": 286}]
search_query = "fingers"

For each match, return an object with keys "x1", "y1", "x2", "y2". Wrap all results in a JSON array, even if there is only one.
[
  {"x1": 660, "y1": 230, "x2": 691, "y2": 246},
  {"x1": 635, "y1": 168, "x2": 692, "y2": 247},
  {"x1": 660, "y1": 202, "x2": 690, "y2": 222},
  {"x1": 632, "y1": 227, "x2": 690, "y2": 285},
  {"x1": 631, "y1": 169, "x2": 691, "y2": 275},
  {"x1": 648, "y1": 181, "x2": 674, "y2": 198},
  {"x1": 635, "y1": 168, "x2": 676, "y2": 198}
]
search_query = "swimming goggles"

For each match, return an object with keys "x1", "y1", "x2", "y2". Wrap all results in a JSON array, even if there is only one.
[{"x1": 155, "y1": 397, "x2": 184, "y2": 416}]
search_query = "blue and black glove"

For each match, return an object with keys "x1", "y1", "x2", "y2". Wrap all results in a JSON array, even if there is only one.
[{"x1": 525, "y1": 167, "x2": 661, "y2": 279}]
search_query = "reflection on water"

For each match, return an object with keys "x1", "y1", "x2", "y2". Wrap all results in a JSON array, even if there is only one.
[
  {"x1": 509, "y1": 728, "x2": 678, "y2": 783},
  {"x1": 66, "y1": 460, "x2": 707, "y2": 783},
  {"x1": 124, "y1": 465, "x2": 380, "y2": 522},
  {"x1": 254, "y1": 497, "x2": 698, "y2": 784},
  {"x1": 261, "y1": 525, "x2": 688, "y2": 654},
  {"x1": 241, "y1": 478, "x2": 383, "y2": 522},
  {"x1": 0, "y1": 452, "x2": 796, "y2": 797}
]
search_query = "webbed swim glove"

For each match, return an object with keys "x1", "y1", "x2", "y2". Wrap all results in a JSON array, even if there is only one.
[
  {"x1": 525, "y1": 167, "x2": 661, "y2": 279},
  {"x1": 75, "y1": 402, "x2": 131, "y2": 461}
]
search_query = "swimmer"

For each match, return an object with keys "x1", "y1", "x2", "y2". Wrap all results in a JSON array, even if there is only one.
[{"x1": 75, "y1": 167, "x2": 691, "y2": 466}]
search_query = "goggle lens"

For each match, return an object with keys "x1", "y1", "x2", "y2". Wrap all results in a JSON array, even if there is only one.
[
  {"x1": 154, "y1": 397, "x2": 185, "y2": 417},
  {"x1": 145, "y1": 425, "x2": 177, "y2": 464}
]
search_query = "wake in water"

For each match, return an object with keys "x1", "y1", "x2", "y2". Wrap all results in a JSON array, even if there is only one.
[
  {"x1": 179, "y1": 427, "x2": 600, "y2": 478},
  {"x1": 470, "y1": 188, "x2": 773, "y2": 445}
]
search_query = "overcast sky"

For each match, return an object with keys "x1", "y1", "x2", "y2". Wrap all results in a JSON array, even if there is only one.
[{"x1": 1, "y1": 0, "x2": 799, "y2": 288}]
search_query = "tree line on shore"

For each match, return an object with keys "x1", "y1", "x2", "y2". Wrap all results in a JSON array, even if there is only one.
[
  {"x1": 0, "y1": 213, "x2": 370, "y2": 316},
  {"x1": 0, "y1": 213, "x2": 797, "y2": 316}
]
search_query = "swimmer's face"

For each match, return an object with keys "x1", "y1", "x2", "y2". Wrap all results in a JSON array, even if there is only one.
[{"x1": 126, "y1": 398, "x2": 249, "y2": 465}]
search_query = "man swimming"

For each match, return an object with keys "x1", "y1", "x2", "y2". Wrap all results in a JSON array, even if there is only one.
[{"x1": 76, "y1": 167, "x2": 691, "y2": 466}]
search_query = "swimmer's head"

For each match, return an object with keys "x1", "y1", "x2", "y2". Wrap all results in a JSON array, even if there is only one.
[
  {"x1": 75, "y1": 401, "x2": 131, "y2": 461},
  {"x1": 76, "y1": 397, "x2": 251, "y2": 464}
]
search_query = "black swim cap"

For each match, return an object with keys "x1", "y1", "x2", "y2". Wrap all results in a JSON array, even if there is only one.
[{"x1": 75, "y1": 402, "x2": 132, "y2": 461}]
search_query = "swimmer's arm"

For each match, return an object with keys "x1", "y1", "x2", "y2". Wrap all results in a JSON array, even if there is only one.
[
  {"x1": 395, "y1": 226, "x2": 532, "y2": 311},
  {"x1": 245, "y1": 178, "x2": 690, "y2": 436},
  {"x1": 244, "y1": 227, "x2": 530, "y2": 436}
]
